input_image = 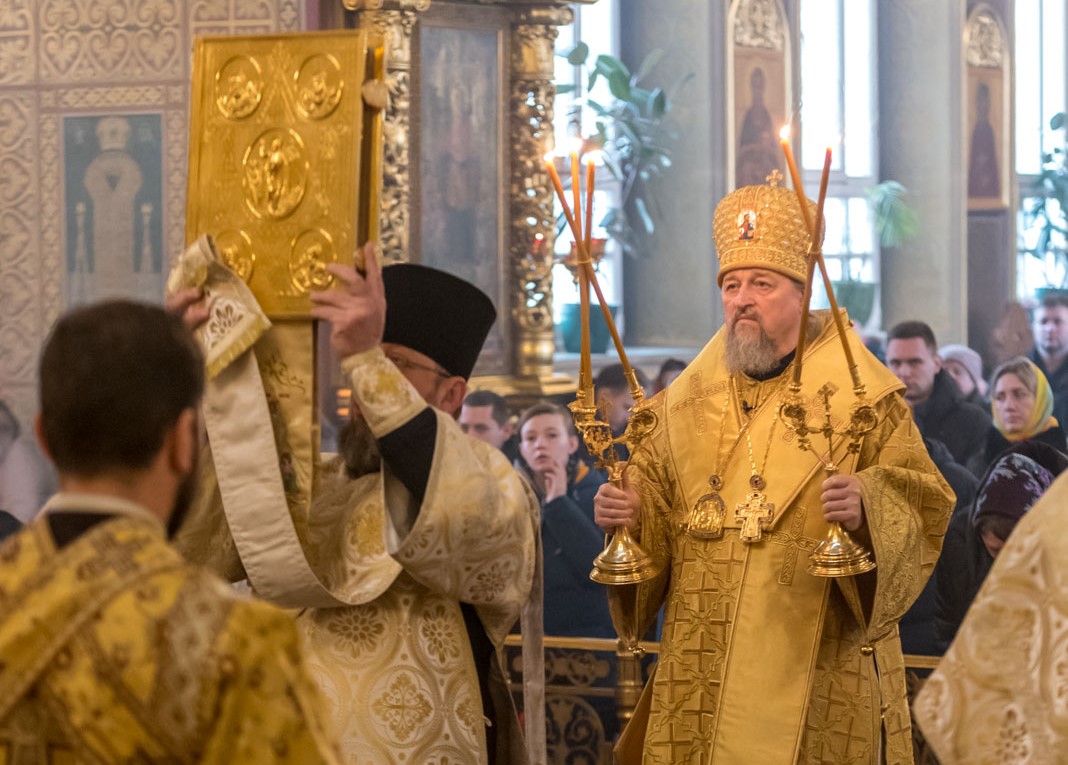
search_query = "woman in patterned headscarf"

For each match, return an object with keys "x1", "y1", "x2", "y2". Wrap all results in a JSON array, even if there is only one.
[
  {"x1": 965, "y1": 356, "x2": 1067, "y2": 477},
  {"x1": 933, "y1": 444, "x2": 1066, "y2": 653}
]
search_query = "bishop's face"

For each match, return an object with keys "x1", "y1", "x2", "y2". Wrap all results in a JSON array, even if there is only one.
[{"x1": 721, "y1": 268, "x2": 804, "y2": 373}]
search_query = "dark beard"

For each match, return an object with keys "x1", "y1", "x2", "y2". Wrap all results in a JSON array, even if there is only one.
[
  {"x1": 167, "y1": 467, "x2": 196, "y2": 539},
  {"x1": 167, "y1": 433, "x2": 200, "y2": 540},
  {"x1": 338, "y1": 416, "x2": 382, "y2": 479},
  {"x1": 724, "y1": 321, "x2": 781, "y2": 376}
]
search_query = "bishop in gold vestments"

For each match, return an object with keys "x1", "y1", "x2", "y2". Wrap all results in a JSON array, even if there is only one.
[
  {"x1": 173, "y1": 251, "x2": 538, "y2": 764},
  {"x1": 597, "y1": 182, "x2": 954, "y2": 764}
]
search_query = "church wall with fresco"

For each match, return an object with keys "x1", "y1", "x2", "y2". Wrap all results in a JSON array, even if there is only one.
[{"x1": 0, "y1": 0, "x2": 305, "y2": 429}]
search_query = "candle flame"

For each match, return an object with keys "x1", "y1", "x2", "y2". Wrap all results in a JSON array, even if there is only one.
[
  {"x1": 585, "y1": 150, "x2": 605, "y2": 166},
  {"x1": 779, "y1": 125, "x2": 791, "y2": 141},
  {"x1": 569, "y1": 135, "x2": 585, "y2": 155},
  {"x1": 543, "y1": 150, "x2": 555, "y2": 163}
]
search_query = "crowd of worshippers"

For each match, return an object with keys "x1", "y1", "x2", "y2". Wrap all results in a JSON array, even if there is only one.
[
  {"x1": 4, "y1": 304, "x2": 1065, "y2": 642},
  {"x1": 0, "y1": 248, "x2": 1063, "y2": 761},
  {"x1": 854, "y1": 297, "x2": 1068, "y2": 658}
]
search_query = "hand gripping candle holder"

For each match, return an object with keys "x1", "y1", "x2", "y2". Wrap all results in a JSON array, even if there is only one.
[
  {"x1": 778, "y1": 379, "x2": 879, "y2": 577},
  {"x1": 570, "y1": 374, "x2": 659, "y2": 585}
]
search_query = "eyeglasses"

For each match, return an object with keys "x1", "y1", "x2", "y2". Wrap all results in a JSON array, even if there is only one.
[{"x1": 386, "y1": 353, "x2": 451, "y2": 379}]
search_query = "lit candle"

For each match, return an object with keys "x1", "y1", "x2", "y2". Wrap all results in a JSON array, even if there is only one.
[
  {"x1": 545, "y1": 153, "x2": 635, "y2": 393},
  {"x1": 581, "y1": 158, "x2": 597, "y2": 392},
  {"x1": 779, "y1": 125, "x2": 815, "y2": 236},
  {"x1": 584, "y1": 157, "x2": 595, "y2": 253},
  {"x1": 545, "y1": 153, "x2": 584, "y2": 247},
  {"x1": 571, "y1": 147, "x2": 583, "y2": 247}
]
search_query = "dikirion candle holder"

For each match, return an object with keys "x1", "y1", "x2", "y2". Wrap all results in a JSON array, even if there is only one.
[{"x1": 778, "y1": 131, "x2": 878, "y2": 578}]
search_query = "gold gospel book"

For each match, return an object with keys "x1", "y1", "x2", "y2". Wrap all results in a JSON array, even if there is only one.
[{"x1": 186, "y1": 30, "x2": 385, "y2": 319}]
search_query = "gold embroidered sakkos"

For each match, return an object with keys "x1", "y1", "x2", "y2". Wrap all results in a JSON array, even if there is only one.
[{"x1": 613, "y1": 311, "x2": 955, "y2": 765}]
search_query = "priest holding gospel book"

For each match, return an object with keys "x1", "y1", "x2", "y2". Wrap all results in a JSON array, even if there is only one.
[
  {"x1": 592, "y1": 176, "x2": 955, "y2": 764},
  {"x1": 169, "y1": 240, "x2": 539, "y2": 765}
]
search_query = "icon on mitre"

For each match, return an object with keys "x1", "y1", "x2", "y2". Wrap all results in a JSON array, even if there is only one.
[{"x1": 737, "y1": 210, "x2": 757, "y2": 240}]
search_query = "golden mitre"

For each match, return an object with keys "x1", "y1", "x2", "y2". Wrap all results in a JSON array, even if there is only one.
[{"x1": 713, "y1": 172, "x2": 820, "y2": 285}]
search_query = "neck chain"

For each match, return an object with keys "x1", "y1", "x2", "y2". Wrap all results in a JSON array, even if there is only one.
[
  {"x1": 736, "y1": 376, "x2": 779, "y2": 542},
  {"x1": 684, "y1": 370, "x2": 787, "y2": 541},
  {"x1": 736, "y1": 374, "x2": 779, "y2": 491}
]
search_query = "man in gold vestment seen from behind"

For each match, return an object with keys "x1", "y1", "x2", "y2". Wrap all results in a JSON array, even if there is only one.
[
  {"x1": 0, "y1": 301, "x2": 338, "y2": 764},
  {"x1": 595, "y1": 181, "x2": 955, "y2": 764}
]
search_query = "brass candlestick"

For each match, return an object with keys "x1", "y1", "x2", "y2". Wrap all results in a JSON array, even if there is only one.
[
  {"x1": 546, "y1": 153, "x2": 656, "y2": 585},
  {"x1": 778, "y1": 141, "x2": 878, "y2": 578},
  {"x1": 569, "y1": 389, "x2": 657, "y2": 585},
  {"x1": 780, "y1": 382, "x2": 878, "y2": 576}
]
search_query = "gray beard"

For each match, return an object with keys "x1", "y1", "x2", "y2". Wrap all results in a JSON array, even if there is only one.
[
  {"x1": 338, "y1": 416, "x2": 382, "y2": 480},
  {"x1": 724, "y1": 322, "x2": 782, "y2": 376}
]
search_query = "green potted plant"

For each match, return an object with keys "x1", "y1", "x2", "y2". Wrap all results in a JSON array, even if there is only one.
[
  {"x1": 554, "y1": 42, "x2": 689, "y2": 352},
  {"x1": 1022, "y1": 112, "x2": 1068, "y2": 297},
  {"x1": 822, "y1": 180, "x2": 918, "y2": 327}
]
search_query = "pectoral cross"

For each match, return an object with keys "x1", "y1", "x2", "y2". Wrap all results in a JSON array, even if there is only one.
[{"x1": 737, "y1": 491, "x2": 775, "y2": 542}]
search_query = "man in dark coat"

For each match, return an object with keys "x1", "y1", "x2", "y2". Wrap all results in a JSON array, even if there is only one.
[
  {"x1": 1029, "y1": 294, "x2": 1068, "y2": 434},
  {"x1": 886, "y1": 321, "x2": 991, "y2": 467}
]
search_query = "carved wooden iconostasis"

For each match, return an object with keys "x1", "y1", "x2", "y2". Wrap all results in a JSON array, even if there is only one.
[{"x1": 333, "y1": 0, "x2": 580, "y2": 397}]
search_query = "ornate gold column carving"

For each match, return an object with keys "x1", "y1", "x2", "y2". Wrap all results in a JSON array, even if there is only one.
[
  {"x1": 509, "y1": 6, "x2": 571, "y2": 386},
  {"x1": 335, "y1": 1, "x2": 576, "y2": 395},
  {"x1": 344, "y1": 0, "x2": 431, "y2": 262}
]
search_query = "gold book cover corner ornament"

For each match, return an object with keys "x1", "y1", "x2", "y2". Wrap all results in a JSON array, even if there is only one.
[{"x1": 185, "y1": 30, "x2": 386, "y2": 319}]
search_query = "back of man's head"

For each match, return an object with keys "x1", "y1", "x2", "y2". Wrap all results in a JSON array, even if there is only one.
[
  {"x1": 887, "y1": 320, "x2": 938, "y2": 352},
  {"x1": 463, "y1": 389, "x2": 509, "y2": 426},
  {"x1": 38, "y1": 301, "x2": 204, "y2": 477},
  {"x1": 594, "y1": 363, "x2": 650, "y2": 394}
]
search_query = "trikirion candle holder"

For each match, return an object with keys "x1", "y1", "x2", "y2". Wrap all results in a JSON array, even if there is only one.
[{"x1": 545, "y1": 151, "x2": 656, "y2": 585}]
